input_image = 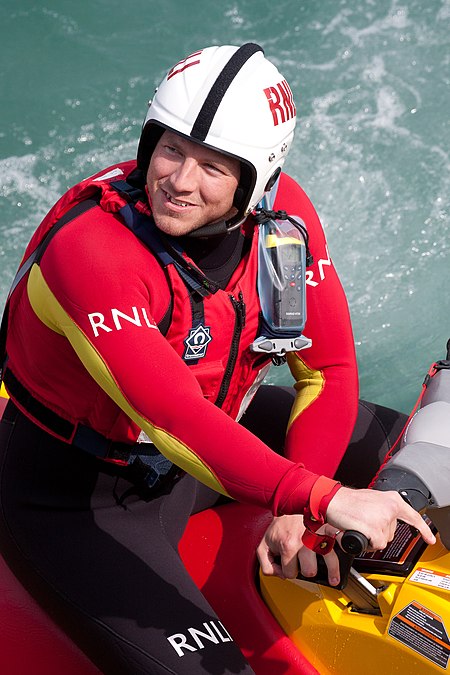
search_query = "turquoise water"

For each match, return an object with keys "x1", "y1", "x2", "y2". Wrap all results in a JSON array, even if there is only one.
[{"x1": 1, "y1": 0, "x2": 449, "y2": 412}]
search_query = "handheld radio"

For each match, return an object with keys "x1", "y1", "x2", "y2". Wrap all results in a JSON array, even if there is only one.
[
  {"x1": 251, "y1": 210, "x2": 312, "y2": 361},
  {"x1": 264, "y1": 224, "x2": 306, "y2": 331}
]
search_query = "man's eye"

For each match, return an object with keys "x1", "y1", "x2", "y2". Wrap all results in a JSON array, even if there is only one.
[{"x1": 205, "y1": 163, "x2": 223, "y2": 173}]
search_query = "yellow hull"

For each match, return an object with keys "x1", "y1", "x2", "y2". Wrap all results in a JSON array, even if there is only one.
[{"x1": 261, "y1": 536, "x2": 450, "y2": 673}]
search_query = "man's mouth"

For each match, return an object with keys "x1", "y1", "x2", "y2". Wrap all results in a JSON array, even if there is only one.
[{"x1": 162, "y1": 190, "x2": 193, "y2": 208}]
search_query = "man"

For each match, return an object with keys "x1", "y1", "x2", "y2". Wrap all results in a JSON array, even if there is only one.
[{"x1": 0, "y1": 44, "x2": 433, "y2": 675}]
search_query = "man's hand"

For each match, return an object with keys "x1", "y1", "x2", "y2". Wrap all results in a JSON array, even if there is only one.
[
  {"x1": 257, "y1": 514, "x2": 341, "y2": 586},
  {"x1": 326, "y1": 487, "x2": 436, "y2": 550},
  {"x1": 257, "y1": 487, "x2": 436, "y2": 586}
]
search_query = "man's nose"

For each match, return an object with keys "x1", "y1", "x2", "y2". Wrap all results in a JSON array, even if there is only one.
[{"x1": 169, "y1": 158, "x2": 198, "y2": 193}]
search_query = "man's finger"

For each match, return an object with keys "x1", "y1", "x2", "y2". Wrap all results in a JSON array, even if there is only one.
[
  {"x1": 298, "y1": 545, "x2": 318, "y2": 579},
  {"x1": 324, "y1": 549, "x2": 340, "y2": 586},
  {"x1": 280, "y1": 551, "x2": 299, "y2": 579},
  {"x1": 398, "y1": 504, "x2": 436, "y2": 546},
  {"x1": 257, "y1": 543, "x2": 280, "y2": 576}
]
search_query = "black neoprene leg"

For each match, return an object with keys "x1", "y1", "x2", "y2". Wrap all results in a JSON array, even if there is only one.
[
  {"x1": 0, "y1": 403, "x2": 254, "y2": 675},
  {"x1": 334, "y1": 399, "x2": 408, "y2": 488},
  {"x1": 242, "y1": 385, "x2": 408, "y2": 487}
]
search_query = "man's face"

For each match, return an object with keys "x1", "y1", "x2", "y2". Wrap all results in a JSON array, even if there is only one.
[{"x1": 146, "y1": 130, "x2": 241, "y2": 237}]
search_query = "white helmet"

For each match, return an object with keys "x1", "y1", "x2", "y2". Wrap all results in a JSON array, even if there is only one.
[{"x1": 137, "y1": 43, "x2": 297, "y2": 230}]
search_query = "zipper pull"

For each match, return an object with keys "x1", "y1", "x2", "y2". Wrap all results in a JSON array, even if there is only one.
[{"x1": 231, "y1": 292, "x2": 246, "y2": 328}]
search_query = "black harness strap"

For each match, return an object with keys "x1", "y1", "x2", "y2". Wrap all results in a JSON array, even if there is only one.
[
  {"x1": 181, "y1": 294, "x2": 207, "y2": 365},
  {"x1": 3, "y1": 368, "x2": 74, "y2": 439},
  {"x1": 4, "y1": 369, "x2": 177, "y2": 491}
]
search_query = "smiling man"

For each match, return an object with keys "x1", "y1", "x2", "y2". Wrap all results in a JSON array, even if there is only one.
[
  {"x1": 0, "y1": 44, "x2": 433, "y2": 675},
  {"x1": 147, "y1": 130, "x2": 241, "y2": 236}
]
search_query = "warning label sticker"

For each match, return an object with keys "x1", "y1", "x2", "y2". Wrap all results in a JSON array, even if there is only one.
[
  {"x1": 388, "y1": 601, "x2": 450, "y2": 669},
  {"x1": 410, "y1": 567, "x2": 450, "y2": 592},
  {"x1": 355, "y1": 515, "x2": 434, "y2": 576}
]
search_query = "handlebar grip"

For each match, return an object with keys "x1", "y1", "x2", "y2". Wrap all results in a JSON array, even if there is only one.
[{"x1": 341, "y1": 530, "x2": 369, "y2": 556}]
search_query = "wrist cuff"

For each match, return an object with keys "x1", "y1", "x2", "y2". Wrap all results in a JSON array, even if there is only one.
[{"x1": 303, "y1": 475, "x2": 341, "y2": 531}]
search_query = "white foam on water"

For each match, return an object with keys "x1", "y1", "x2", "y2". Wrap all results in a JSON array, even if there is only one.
[
  {"x1": 438, "y1": 0, "x2": 450, "y2": 19},
  {"x1": 341, "y1": 4, "x2": 410, "y2": 45},
  {"x1": 268, "y1": 0, "x2": 450, "y2": 408},
  {"x1": 0, "y1": 136, "x2": 138, "y2": 303}
]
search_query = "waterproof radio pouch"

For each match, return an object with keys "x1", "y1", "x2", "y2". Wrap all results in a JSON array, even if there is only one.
[{"x1": 251, "y1": 209, "x2": 313, "y2": 363}]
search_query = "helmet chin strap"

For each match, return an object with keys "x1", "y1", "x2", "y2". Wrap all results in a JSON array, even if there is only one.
[
  {"x1": 186, "y1": 212, "x2": 249, "y2": 238},
  {"x1": 186, "y1": 179, "x2": 249, "y2": 238},
  {"x1": 186, "y1": 205, "x2": 247, "y2": 238}
]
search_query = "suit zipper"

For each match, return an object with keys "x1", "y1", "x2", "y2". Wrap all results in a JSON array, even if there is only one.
[{"x1": 215, "y1": 291, "x2": 246, "y2": 408}]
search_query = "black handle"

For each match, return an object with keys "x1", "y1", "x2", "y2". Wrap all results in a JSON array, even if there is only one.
[{"x1": 341, "y1": 530, "x2": 369, "y2": 556}]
